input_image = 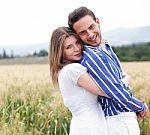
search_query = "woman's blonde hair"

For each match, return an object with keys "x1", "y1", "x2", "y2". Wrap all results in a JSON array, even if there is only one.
[{"x1": 49, "y1": 27, "x2": 82, "y2": 85}]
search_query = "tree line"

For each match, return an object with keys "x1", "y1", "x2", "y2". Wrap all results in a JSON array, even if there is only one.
[
  {"x1": 112, "y1": 42, "x2": 150, "y2": 61},
  {"x1": 0, "y1": 42, "x2": 150, "y2": 61},
  {"x1": 0, "y1": 49, "x2": 14, "y2": 59},
  {"x1": 0, "y1": 49, "x2": 48, "y2": 59}
]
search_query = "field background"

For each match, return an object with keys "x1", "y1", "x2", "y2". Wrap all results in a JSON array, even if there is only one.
[{"x1": 0, "y1": 62, "x2": 150, "y2": 135}]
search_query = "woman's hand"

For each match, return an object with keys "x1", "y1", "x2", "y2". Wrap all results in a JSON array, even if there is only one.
[{"x1": 122, "y1": 72, "x2": 130, "y2": 87}]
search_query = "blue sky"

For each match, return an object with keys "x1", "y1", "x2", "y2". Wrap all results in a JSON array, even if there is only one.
[{"x1": 0, "y1": 0, "x2": 150, "y2": 46}]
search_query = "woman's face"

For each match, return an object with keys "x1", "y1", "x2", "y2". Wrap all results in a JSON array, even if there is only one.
[{"x1": 63, "y1": 35, "x2": 82, "y2": 63}]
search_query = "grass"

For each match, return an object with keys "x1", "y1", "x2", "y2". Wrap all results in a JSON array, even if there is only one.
[{"x1": 0, "y1": 62, "x2": 150, "y2": 134}]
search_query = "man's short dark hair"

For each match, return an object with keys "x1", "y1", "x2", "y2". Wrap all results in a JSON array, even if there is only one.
[{"x1": 68, "y1": 6, "x2": 96, "y2": 30}]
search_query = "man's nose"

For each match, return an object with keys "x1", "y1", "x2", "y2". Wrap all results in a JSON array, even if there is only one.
[{"x1": 87, "y1": 30, "x2": 93, "y2": 38}]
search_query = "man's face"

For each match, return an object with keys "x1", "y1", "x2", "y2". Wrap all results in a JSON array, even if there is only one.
[{"x1": 73, "y1": 15, "x2": 102, "y2": 47}]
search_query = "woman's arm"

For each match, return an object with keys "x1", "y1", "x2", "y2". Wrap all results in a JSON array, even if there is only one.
[{"x1": 77, "y1": 72, "x2": 110, "y2": 98}]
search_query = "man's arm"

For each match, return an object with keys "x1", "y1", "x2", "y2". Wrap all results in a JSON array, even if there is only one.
[
  {"x1": 82, "y1": 49, "x2": 145, "y2": 112},
  {"x1": 106, "y1": 42, "x2": 130, "y2": 87}
]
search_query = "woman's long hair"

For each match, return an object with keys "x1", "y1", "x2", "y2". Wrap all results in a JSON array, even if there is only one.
[{"x1": 49, "y1": 27, "x2": 82, "y2": 85}]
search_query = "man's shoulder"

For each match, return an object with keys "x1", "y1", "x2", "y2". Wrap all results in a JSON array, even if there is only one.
[{"x1": 81, "y1": 46, "x2": 103, "y2": 65}]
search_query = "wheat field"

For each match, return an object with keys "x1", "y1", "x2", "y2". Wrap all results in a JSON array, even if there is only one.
[{"x1": 0, "y1": 62, "x2": 150, "y2": 135}]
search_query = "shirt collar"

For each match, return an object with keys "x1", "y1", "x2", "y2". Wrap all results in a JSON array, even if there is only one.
[{"x1": 84, "y1": 39, "x2": 109, "y2": 50}]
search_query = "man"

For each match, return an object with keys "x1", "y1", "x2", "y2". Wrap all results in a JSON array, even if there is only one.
[{"x1": 68, "y1": 6, "x2": 148, "y2": 135}]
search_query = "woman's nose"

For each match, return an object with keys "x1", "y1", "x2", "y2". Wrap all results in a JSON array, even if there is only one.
[{"x1": 74, "y1": 45, "x2": 80, "y2": 51}]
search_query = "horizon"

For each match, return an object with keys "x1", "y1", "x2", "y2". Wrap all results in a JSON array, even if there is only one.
[{"x1": 0, "y1": 25, "x2": 150, "y2": 48}]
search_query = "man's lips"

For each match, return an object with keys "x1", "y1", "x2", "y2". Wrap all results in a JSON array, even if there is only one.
[{"x1": 88, "y1": 35, "x2": 97, "y2": 42}]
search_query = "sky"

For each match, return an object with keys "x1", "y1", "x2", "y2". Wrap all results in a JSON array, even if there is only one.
[{"x1": 0, "y1": 0, "x2": 150, "y2": 47}]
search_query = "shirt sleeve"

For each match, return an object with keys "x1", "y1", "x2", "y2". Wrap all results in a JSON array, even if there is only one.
[
  {"x1": 82, "y1": 50, "x2": 145, "y2": 112},
  {"x1": 62, "y1": 63, "x2": 87, "y2": 85}
]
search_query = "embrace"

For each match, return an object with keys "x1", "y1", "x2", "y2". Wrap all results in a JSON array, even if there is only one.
[{"x1": 49, "y1": 6, "x2": 148, "y2": 135}]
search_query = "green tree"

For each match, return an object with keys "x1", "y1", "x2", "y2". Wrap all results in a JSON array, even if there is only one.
[
  {"x1": 3, "y1": 48, "x2": 8, "y2": 59},
  {"x1": 113, "y1": 42, "x2": 150, "y2": 61},
  {"x1": 37, "y1": 49, "x2": 48, "y2": 57},
  {"x1": 10, "y1": 49, "x2": 14, "y2": 58}
]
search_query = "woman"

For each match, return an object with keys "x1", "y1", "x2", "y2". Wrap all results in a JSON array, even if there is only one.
[{"x1": 49, "y1": 27, "x2": 109, "y2": 135}]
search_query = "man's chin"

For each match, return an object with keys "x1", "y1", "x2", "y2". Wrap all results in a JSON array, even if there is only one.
[
  {"x1": 85, "y1": 43, "x2": 99, "y2": 47},
  {"x1": 83, "y1": 40, "x2": 99, "y2": 46}
]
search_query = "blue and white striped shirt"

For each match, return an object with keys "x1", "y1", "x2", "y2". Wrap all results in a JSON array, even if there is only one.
[{"x1": 80, "y1": 40, "x2": 145, "y2": 116}]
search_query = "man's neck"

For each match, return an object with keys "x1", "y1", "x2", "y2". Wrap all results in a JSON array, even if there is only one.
[{"x1": 100, "y1": 39, "x2": 105, "y2": 45}]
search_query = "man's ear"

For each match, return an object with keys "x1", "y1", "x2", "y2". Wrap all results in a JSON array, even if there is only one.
[{"x1": 96, "y1": 18, "x2": 100, "y2": 24}]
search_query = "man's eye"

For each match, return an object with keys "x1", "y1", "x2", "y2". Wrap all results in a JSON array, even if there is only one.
[
  {"x1": 79, "y1": 31, "x2": 86, "y2": 36},
  {"x1": 89, "y1": 25, "x2": 94, "y2": 29}
]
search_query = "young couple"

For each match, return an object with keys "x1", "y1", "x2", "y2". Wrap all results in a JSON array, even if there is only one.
[{"x1": 49, "y1": 6, "x2": 148, "y2": 135}]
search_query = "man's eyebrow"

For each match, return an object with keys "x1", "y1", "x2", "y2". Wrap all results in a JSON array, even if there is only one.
[{"x1": 79, "y1": 30, "x2": 86, "y2": 34}]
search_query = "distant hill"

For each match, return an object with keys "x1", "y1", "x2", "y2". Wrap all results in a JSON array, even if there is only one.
[
  {"x1": 103, "y1": 25, "x2": 150, "y2": 46},
  {"x1": 0, "y1": 42, "x2": 48, "y2": 56},
  {"x1": 0, "y1": 25, "x2": 150, "y2": 56}
]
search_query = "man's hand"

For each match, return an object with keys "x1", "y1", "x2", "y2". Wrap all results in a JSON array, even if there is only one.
[{"x1": 136, "y1": 103, "x2": 149, "y2": 120}]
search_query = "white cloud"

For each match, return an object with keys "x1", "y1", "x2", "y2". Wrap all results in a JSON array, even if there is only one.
[{"x1": 0, "y1": 0, "x2": 150, "y2": 46}]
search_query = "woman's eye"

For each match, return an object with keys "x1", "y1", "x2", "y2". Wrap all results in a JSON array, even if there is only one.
[
  {"x1": 66, "y1": 45, "x2": 72, "y2": 49},
  {"x1": 76, "y1": 41, "x2": 80, "y2": 44}
]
